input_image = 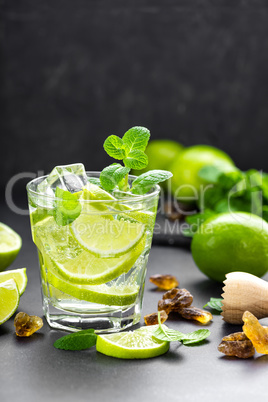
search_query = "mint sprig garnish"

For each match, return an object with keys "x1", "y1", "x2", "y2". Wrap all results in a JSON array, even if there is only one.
[
  {"x1": 103, "y1": 135, "x2": 126, "y2": 160},
  {"x1": 101, "y1": 126, "x2": 172, "y2": 193},
  {"x1": 203, "y1": 297, "x2": 223, "y2": 313},
  {"x1": 53, "y1": 187, "x2": 82, "y2": 226},
  {"x1": 53, "y1": 329, "x2": 97, "y2": 351},
  {"x1": 131, "y1": 170, "x2": 172, "y2": 195},
  {"x1": 153, "y1": 312, "x2": 210, "y2": 346},
  {"x1": 100, "y1": 163, "x2": 130, "y2": 191}
]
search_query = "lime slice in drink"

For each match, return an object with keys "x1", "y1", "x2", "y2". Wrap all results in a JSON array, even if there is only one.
[
  {"x1": 82, "y1": 183, "x2": 155, "y2": 226},
  {"x1": 96, "y1": 325, "x2": 170, "y2": 359},
  {"x1": 71, "y1": 213, "x2": 145, "y2": 258},
  {"x1": 51, "y1": 236, "x2": 146, "y2": 285},
  {"x1": 44, "y1": 256, "x2": 139, "y2": 305},
  {"x1": 0, "y1": 268, "x2": 27, "y2": 295},
  {"x1": 0, "y1": 223, "x2": 22, "y2": 272},
  {"x1": 34, "y1": 217, "x2": 146, "y2": 285},
  {"x1": 0, "y1": 279, "x2": 20, "y2": 324}
]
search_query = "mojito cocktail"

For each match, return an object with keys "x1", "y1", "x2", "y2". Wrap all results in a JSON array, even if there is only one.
[{"x1": 27, "y1": 166, "x2": 160, "y2": 332}]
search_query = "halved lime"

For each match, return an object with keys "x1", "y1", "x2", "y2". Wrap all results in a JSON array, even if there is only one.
[
  {"x1": 96, "y1": 325, "x2": 169, "y2": 359},
  {"x1": 0, "y1": 268, "x2": 27, "y2": 295},
  {"x1": 0, "y1": 279, "x2": 20, "y2": 324},
  {"x1": 0, "y1": 223, "x2": 22, "y2": 272},
  {"x1": 71, "y1": 213, "x2": 145, "y2": 258},
  {"x1": 34, "y1": 217, "x2": 146, "y2": 285},
  {"x1": 44, "y1": 255, "x2": 139, "y2": 305}
]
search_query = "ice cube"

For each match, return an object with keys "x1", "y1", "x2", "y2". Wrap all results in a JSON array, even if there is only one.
[{"x1": 36, "y1": 163, "x2": 88, "y2": 208}]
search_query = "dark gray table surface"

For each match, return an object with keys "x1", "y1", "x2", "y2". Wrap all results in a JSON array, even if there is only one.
[{"x1": 1, "y1": 202, "x2": 268, "y2": 402}]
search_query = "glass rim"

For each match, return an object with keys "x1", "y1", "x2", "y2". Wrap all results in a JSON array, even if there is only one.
[{"x1": 26, "y1": 171, "x2": 161, "y2": 203}]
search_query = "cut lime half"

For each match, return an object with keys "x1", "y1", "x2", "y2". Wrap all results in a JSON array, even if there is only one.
[
  {"x1": 0, "y1": 268, "x2": 27, "y2": 295},
  {"x1": 0, "y1": 223, "x2": 22, "y2": 271},
  {"x1": 96, "y1": 325, "x2": 169, "y2": 359},
  {"x1": 0, "y1": 279, "x2": 20, "y2": 324}
]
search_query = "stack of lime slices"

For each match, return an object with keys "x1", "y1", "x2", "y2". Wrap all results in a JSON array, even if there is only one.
[{"x1": 32, "y1": 184, "x2": 154, "y2": 306}]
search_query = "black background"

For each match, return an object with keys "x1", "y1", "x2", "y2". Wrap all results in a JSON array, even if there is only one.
[{"x1": 2, "y1": 0, "x2": 268, "y2": 202}]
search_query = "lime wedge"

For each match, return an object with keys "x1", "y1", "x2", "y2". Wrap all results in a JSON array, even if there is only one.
[
  {"x1": 0, "y1": 279, "x2": 20, "y2": 324},
  {"x1": 96, "y1": 325, "x2": 169, "y2": 359},
  {"x1": 0, "y1": 223, "x2": 22, "y2": 272},
  {"x1": 34, "y1": 217, "x2": 146, "y2": 285},
  {"x1": 71, "y1": 213, "x2": 145, "y2": 258},
  {"x1": 44, "y1": 255, "x2": 139, "y2": 305},
  {"x1": 0, "y1": 268, "x2": 27, "y2": 295}
]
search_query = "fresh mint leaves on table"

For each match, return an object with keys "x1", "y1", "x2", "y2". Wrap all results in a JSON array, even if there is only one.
[
  {"x1": 203, "y1": 298, "x2": 223, "y2": 313},
  {"x1": 102, "y1": 126, "x2": 172, "y2": 193},
  {"x1": 53, "y1": 329, "x2": 97, "y2": 351},
  {"x1": 152, "y1": 312, "x2": 211, "y2": 346},
  {"x1": 185, "y1": 165, "x2": 268, "y2": 237}
]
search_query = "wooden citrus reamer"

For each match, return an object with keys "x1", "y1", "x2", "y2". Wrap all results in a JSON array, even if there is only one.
[{"x1": 221, "y1": 271, "x2": 268, "y2": 324}]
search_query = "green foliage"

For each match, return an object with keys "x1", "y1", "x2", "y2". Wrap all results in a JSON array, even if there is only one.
[
  {"x1": 101, "y1": 126, "x2": 172, "y2": 193},
  {"x1": 152, "y1": 312, "x2": 211, "y2": 346},
  {"x1": 53, "y1": 329, "x2": 97, "y2": 351},
  {"x1": 131, "y1": 170, "x2": 173, "y2": 195},
  {"x1": 100, "y1": 164, "x2": 130, "y2": 191},
  {"x1": 53, "y1": 187, "x2": 82, "y2": 226},
  {"x1": 203, "y1": 298, "x2": 223, "y2": 313},
  {"x1": 196, "y1": 165, "x2": 268, "y2": 225}
]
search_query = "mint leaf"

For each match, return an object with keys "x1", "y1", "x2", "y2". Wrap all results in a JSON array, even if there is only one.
[
  {"x1": 219, "y1": 170, "x2": 245, "y2": 190},
  {"x1": 153, "y1": 312, "x2": 210, "y2": 345},
  {"x1": 131, "y1": 170, "x2": 172, "y2": 195},
  {"x1": 198, "y1": 166, "x2": 223, "y2": 184},
  {"x1": 100, "y1": 163, "x2": 130, "y2": 191},
  {"x1": 123, "y1": 149, "x2": 148, "y2": 170},
  {"x1": 122, "y1": 126, "x2": 150, "y2": 153},
  {"x1": 186, "y1": 209, "x2": 216, "y2": 227},
  {"x1": 53, "y1": 187, "x2": 81, "y2": 226},
  {"x1": 104, "y1": 135, "x2": 126, "y2": 160},
  {"x1": 53, "y1": 329, "x2": 97, "y2": 350},
  {"x1": 181, "y1": 329, "x2": 211, "y2": 345},
  {"x1": 88, "y1": 177, "x2": 101, "y2": 186},
  {"x1": 203, "y1": 297, "x2": 223, "y2": 312}
]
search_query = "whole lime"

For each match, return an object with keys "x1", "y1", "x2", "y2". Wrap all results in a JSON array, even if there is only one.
[
  {"x1": 132, "y1": 139, "x2": 184, "y2": 178},
  {"x1": 170, "y1": 145, "x2": 235, "y2": 201},
  {"x1": 191, "y1": 212, "x2": 268, "y2": 282}
]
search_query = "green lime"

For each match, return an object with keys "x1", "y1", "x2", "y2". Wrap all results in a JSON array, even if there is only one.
[
  {"x1": 34, "y1": 217, "x2": 146, "y2": 285},
  {"x1": 0, "y1": 223, "x2": 22, "y2": 271},
  {"x1": 43, "y1": 253, "x2": 139, "y2": 305},
  {"x1": 0, "y1": 279, "x2": 20, "y2": 324},
  {"x1": 132, "y1": 140, "x2": 184, "y2": 185},
  {"x1": 0, "y1": 268, "x2": 27, "y2": 295},
  {"x1": 96, "y1": 325, "x2": 169, "y2": 359},
  {"x1": 71, "y1": 211, "x2": 145, "y2": 258},
  {"x1": 170, "y1": 145, "x2": 235, "y2": 201},
  {"x1": 191, "y1": 212, "x2": 268, "y2": 282}
]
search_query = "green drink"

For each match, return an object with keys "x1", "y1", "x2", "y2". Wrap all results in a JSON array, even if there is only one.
[
  {"x1": 26, "y1": 127, "x2": 172, "y2": 332},
  {"x1": 27, "y1": 168, "x2": 159, "y2": 332}
]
